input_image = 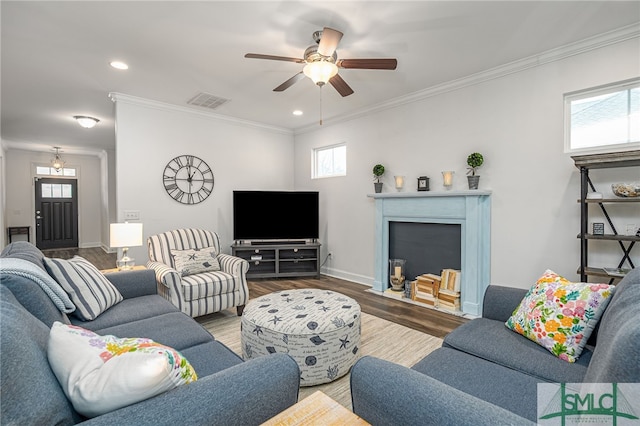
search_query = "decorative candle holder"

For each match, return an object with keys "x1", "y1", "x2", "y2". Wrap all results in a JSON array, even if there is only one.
[
  {"x1": 389, "y1": 259, "x2": 406, "y2": 291},
  {"x1": 442, "y1": 171, "x2": 454, "y2": 189},
  {"x1": 394, "y1": 175, "x2": 405, "y2": 191}
]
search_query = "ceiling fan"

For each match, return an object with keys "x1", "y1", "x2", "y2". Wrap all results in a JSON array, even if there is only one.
[{"x1": 245, "y1": 27, "x2": 397, "y2": 97}]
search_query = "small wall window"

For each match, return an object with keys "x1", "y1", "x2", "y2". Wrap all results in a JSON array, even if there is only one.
[
  {"x1": 564, "y1": 78, "x2": 639, "y2": 153},
  {"x1": 36, "y1": 166, "x2": 76, "y2": 176},
  {"x1": 313, "y1": 143, "x2": 346, "y2": 178}
]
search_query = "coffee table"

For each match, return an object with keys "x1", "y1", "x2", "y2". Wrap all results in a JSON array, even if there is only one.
[
  {"x1": 241, "y1": 288, "x2": 361, "y2": 386},
  {"x1": 261, "y1": 391, "x2": 370, "y2": 425}
]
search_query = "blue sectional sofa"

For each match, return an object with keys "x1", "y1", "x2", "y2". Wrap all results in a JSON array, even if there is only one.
[
  {"x1": 350, "y1": 267, "x2": 640, "y2": 425},
  {"x1": 0, "y1": 242, "x2": 300, "y2": 425}
]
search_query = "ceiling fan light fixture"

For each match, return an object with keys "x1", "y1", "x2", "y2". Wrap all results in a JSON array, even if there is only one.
[
  {"x1": 303, "y1": 61, "x2": 338, "y2": 86},
  {"x1": 73, "y1": 115, "x2": 100, "y2": 129}
]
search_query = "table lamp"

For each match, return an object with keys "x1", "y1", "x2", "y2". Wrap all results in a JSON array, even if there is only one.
[{"x1": 110, "y1": 222, "x2": 143, "y2": 270}]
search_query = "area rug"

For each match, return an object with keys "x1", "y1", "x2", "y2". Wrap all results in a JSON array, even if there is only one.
[{"x1": 197, "y1": 310, "x2": 443, "y2": 410}]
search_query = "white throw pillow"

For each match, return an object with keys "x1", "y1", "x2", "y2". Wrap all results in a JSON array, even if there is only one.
[
  {"x1": 171, "y1": 247, "x2": 220, "y2": 276},
  {"x1": 47, "y1": 322, "x2": 198, "y2": 417}
]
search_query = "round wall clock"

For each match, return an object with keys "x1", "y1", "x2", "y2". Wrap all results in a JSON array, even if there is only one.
[{"x1": 163, "y1": 154, "x2": 214, "y2": 204}]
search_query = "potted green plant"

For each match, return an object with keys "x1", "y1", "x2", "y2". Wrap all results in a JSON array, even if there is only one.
[
  {"x1": 466, "y1": 153, "x2": 484, "y2": 189},
  {"x1": 373, "y1": 164, "x2": 385, "y2": 193}
]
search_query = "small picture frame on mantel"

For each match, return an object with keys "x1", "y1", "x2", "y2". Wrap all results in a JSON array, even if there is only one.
[{"x1": 417, "y1": 176, "x2": 430, "y2": 191}]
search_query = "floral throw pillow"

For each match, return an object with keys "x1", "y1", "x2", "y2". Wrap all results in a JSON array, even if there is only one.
[
  {"x1": 505, "y1": 270, "x2": 615, "y2": 363},
  {"x1": 171, "y1": 247, "x2": 220, "y2": 276},
  {"x1": 47, "y1": 322, "x2": 198, "y2": 417}
]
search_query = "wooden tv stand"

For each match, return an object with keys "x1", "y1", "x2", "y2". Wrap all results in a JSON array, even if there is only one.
[{"x1": 231, "y1": 241, "x2": 321, "y2": 279}]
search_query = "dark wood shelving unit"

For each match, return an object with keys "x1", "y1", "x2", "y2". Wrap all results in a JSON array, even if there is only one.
[
  {"x1": 231, "y1": 242, "x2": 321, "y2": 279},
  {"x1": 572, "y1": 150, "x2": 640, "y2": 282}
]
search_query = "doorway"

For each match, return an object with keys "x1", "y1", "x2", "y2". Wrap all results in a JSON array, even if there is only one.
[{"x1": 35, "y1": 177, "x2": 79, "y2": 249}]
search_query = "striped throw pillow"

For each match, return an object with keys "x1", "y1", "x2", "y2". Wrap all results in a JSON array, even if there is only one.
[{"x1": 44, "y1": 256, "x2": 123, "y2": 320}]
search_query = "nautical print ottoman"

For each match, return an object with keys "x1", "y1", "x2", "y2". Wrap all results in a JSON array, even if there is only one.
[{"x1": 241, "y1": 289, "x2": 361, "y2": 386}]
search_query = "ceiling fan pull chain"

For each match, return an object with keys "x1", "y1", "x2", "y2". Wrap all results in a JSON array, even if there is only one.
[{"x1": 319, "y1": 85, "x2": 323, "y2": 126}]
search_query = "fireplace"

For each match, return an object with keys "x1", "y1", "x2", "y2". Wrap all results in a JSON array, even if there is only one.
[
  {"x1": 369, "y1": 191, "x2": 491, "y2": 316},
  {"x1": 389, "y1": 221, "x2": 462, "y2": 281}
]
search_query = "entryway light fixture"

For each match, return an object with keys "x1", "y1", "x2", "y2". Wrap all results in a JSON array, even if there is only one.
[
  {"x1": 73, "y1": 115, "x2": 100, "y2": 129},
  {"x1": 51, "y1": 147, "x2": 65, "y2": 171}
]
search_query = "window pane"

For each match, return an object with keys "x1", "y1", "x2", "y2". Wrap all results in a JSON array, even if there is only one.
[
  {"x1": 630, "y1": 87, "x2": 640, "y2": 143},
  {"x1": 571, "y1": 91, "x2": 633, "y2": 148},
  {"x1": 317, "y1": 149, "x2": 333, "y2": 175},
  {"x1": 62, "y1": 184, "x2": 72, "y2": 198},
  {"x1": 313, "y1": 143, "x2": 346, "y2": 178},
  {"x1": 566, "y1": 79, "x2": 640, "y2": 152},
  {"x1": 333, "y1": 145, "x2": 346, "y2": 174},
  {"x1": 52, "y1": 184, "x2": 62, "y2": 198},
  {"x1": 36, "y1": 165, "x2": 77, "y2": 176},
  {"x1": 41, "y1": 184, "x2": 52, "y2": 198}
]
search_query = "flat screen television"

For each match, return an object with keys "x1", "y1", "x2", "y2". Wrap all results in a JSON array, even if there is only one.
[{"x1": 233, "y1": 191, "x2": 319, "y2": 242}]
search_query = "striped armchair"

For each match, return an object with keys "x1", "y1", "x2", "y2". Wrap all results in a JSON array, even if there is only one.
[{"x1": 147, "y1": 228, "x2": 249, "y2": 317}]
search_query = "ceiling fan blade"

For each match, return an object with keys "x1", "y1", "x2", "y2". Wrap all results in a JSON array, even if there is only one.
[
  {"x1": 245, "y1": 53, "x2": 305, "y2": 63},
  {"x1": 329, "y1": 74, "x2": 354, "y2": 97},
  {"x1": 336, "y1": 58, "x2": 398, "y2": 70},
  {"x1": 317, "y1": 27, "x2": 343, "y2": 57},
  {"x1": 273, "y1": 72, "x2": 305, "y2": 92}
]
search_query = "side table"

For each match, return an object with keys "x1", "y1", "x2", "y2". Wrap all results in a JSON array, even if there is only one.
[
  {"x1": 7, "y1": 226, "x2": 30, "y2": 243},
  {"x1": 261, "y1": 391, "x2": 370, "y2": 426},
  {"x1": 100, "y1": 265, "x2": 147, "y2": 274}
]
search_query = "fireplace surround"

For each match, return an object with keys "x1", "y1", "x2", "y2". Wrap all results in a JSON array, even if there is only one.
[{"x1": 369, "y1": 191, "x2": 491, "y2": 316}]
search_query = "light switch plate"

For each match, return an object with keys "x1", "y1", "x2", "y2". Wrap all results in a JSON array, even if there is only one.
[{"x1": 123, "y1": 210, "x2": 140, "y2": 220}]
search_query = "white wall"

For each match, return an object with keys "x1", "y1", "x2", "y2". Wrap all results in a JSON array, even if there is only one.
[
  {"x1": 4, "y1": 148, "x2": 105, "y2": 247},
  {"x1": 112, "y1": 95, "x2": 296, "y2": 263},
  {"x1": 100, "y1": 149, "x2": 117, "y2": 252},
  {"x1": 293, "y1": 38, "x2": 640, "y2": 289},
  {"x1": 0, "y1": 143, "x2": 6, "y2": 248}
]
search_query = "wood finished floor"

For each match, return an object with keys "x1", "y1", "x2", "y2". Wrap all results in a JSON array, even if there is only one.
[{"x1": 43, "y1": 247, "x2": 467, "y2": 338}]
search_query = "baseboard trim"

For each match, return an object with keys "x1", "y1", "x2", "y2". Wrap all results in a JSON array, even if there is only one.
[
  {"x1": 321, "y1": 267, "x2": 373, "y2": 287},
  {"x1": 79, "y1": 242, "x2": 102, "y2": 249}
]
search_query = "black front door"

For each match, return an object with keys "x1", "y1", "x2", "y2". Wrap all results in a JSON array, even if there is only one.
[{"x1": 35, "y1": 177, "x2": 79, "y2": 249}]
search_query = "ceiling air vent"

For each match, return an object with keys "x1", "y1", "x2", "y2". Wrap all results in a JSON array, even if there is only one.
[{"x1": 187, "y1": 92, "x2": 230, "y2": 110}]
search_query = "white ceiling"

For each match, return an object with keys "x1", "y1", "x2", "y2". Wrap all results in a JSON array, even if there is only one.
[{"x1": 2, "y1": 1, "x2": 639, "y2": 154}]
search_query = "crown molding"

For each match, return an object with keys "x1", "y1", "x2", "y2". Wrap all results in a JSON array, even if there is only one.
[
  {"x1": 2, "y1": 140, "x2": 107, "y2": 157},
  {"x1": 109, "y1": 92, "x2": 293, "y2": 136},
  {"x1": 294, "y1": 23, "x2": 640, "y2": 135}
]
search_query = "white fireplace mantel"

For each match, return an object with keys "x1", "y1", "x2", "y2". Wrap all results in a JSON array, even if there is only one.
[{"x1": 368, "y1": 190, "x2": 491, "y2": 316}]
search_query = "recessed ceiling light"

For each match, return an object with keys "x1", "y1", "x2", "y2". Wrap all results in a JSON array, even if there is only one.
[
  {"x1": 110, "y1": 61, "x2": 129, "y2": 70},
  {"x1": 293, "y1": 110, "x2": 303, "y2": 116}
]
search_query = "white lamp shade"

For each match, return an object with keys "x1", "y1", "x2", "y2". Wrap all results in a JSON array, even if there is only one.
[
  {"x1": 303, "y1": 61, "x2": 338, "y2": 85},
  {"x1": 110, "y1": 223, "x2": 143, "y2": 248}
]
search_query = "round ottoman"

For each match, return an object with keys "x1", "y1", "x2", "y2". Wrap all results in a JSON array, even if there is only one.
[{"x1": 241, "y1": 289, "x2": 361, "y2": 386}]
